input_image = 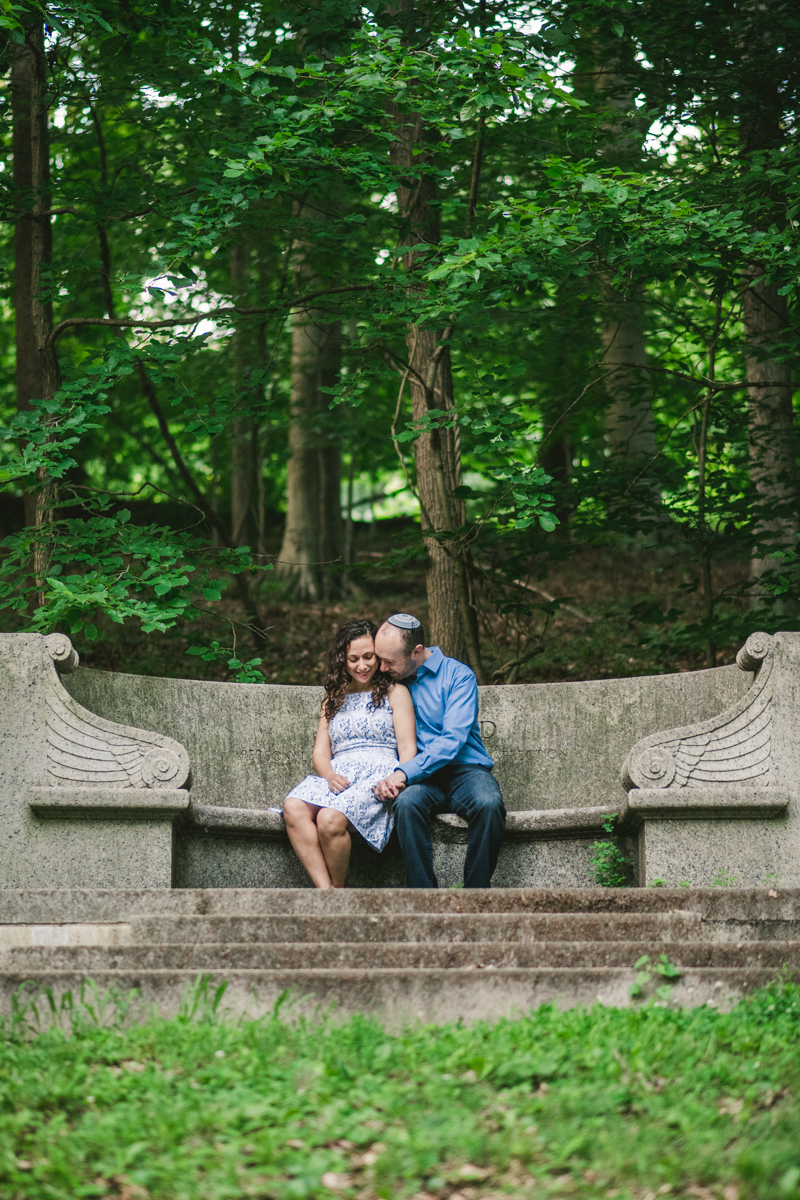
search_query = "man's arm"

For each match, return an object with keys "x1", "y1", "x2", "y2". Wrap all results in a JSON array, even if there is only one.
[{"x1": 400, "y1": 667, "x2": 479, "y2": 784}]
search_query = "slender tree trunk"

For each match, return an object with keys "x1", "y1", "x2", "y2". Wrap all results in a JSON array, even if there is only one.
[
  {"x1": 387, "y1": 83, "x2": 483, "y2": 675},
  {"x1": 12, "y1": 21, "x2": 58, "y2": 590},
  {"x1": 600, "y1": 279, "x2": 657, "y2": 460},
  {"x1": 734, "y1": 6, "x2": 799, "y2": 603},
  {"x1": 230, "y1": 241, "x2": 257, "y2": 546},
  {"x1": 278, "y1": 202, "x2": 343, "y2": 600},
  {"x1": 743, "y1": 266, "x2": 799, "y2": 605},
  {"x1": 587, "y1": 50, "x2": 658, "y2": 467}
]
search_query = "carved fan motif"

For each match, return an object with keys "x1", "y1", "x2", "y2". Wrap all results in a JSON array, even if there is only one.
[
  {"x1": 622, "y1": 632, "x2": 774, "y2": 791},
  {"x1": 45, "y1": 688, "x2": 190, "y2": 790}
]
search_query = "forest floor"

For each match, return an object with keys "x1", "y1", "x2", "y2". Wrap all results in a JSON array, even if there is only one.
[{"x1": 73, "y1": 536, "x2": 762, "y2": 687}]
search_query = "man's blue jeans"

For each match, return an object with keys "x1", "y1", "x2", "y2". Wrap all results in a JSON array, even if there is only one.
[{"x1": 392, "y1": 764, "x2": 506, "y2": 888}]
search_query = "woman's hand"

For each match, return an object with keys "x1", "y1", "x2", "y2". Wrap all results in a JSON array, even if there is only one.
[{"x1": 327, "y1": 773, "x2": 351, "y2": 794}]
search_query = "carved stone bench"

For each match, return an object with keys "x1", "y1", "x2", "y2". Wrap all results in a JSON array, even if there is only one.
[{"x1": 2, "y1": 630, "x2": 796, "y2": 888}]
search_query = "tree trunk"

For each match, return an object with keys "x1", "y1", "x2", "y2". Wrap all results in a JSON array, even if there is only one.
[
  {"x1": 12, "y1": 21, "x2": 59, "y2": 586},
  {"x1": 230, "y1": 241, "x2": 257, "y2": 546},
  {"x1": 277, "y1": 203, "x2": 343, "y2": 600},
  {"x1": 600, "y1": 279, "x2": 657, "y2": 460},
  {"x1": 386, "y1": 86, "x2": 483, "y2": 674},
  {"x1": 743, "y1": 266, "x2": 799, "y2": 603},
  {"x1": 587, "y1": 49, "x2": 658, "y2": 466}
]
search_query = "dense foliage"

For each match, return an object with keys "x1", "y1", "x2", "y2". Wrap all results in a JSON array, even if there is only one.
[{"x1": 1, "y1": 0, "x2": 799, "y2": 681}]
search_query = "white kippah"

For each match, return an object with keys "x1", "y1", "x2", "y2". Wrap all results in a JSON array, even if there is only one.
[{"x1": 387, "y1": 613, "x2": 421, "y2": 630}]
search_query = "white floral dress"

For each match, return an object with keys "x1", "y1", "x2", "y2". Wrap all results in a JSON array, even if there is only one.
[{"x1": 286, "y1": 691, "x2": 398, "y2": 852}]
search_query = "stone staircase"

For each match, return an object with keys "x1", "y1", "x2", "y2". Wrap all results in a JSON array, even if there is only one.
[{"x1": 0, "y1": 888, "x2": 797, "y2": 1026}]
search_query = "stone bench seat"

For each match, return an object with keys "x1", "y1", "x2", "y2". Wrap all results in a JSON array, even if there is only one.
[{"x1": 187, "y1": 803, "x2": 617, "y2": 840}]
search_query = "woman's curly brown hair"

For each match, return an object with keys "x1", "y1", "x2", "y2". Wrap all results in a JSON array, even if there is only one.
[{"x1": 322, "y1": 618, "x2": 392, "y2": 721}]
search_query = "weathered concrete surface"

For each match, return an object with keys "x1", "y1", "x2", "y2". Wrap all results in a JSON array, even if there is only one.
[
  {"x1": 175, "y1": 825, "x2": 613, "y2": 890},
  {"x1": 0, "y1": 634, "x2": 190, "y2": 889},
  {"x1": 63, "y1": 662, "x2": 751, "y2": 813},
  {"x1": 178, "y1": 804, "x2": 620, "y2": 889},
  {"x1": 6, "y1": 938, "x2": 800, "y2": 973},
  {"x1": 639, "y1": 811, "x2": 800, "y2": 889},
  {"x1": 0, "y1": 967, "x2": 779, "y2": 1024},
  {"x1": 0, "y1": 886, "x2": 796, "y2": 1022},
  {"x1": 0, "y1": 886, "x2": 796, "y2": 920},
  {"x1": 125, "y1": 910, "x2": 705, "y2": 945},
  {"x1": 622, "y1": 634, "x2": 800, "y2": 887},
  {"x1": 28, "y1": 786, "x2": 190, "y2": 819}
]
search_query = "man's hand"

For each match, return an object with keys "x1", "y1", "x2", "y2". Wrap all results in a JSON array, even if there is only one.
[
  {"x1": 374, "y1": 770, "x2": 407, "y2": 802},
  {"x1": 327, "y1": 773, "x2": 351, "y2": 794}
]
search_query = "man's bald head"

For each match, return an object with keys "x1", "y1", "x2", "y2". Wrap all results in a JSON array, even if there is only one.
[{"x1": 375, "y1": 620, "x2": 426, "y2": 680}]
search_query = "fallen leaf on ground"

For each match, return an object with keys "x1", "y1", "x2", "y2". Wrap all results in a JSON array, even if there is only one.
[
  {"x1": 718, "y1": 1097, "x2": 744, "y2": 1116},
  {"x1": 353, "y1": 1142, "x2": 385, "y2": 1167},
  {"x1": 321, "y1": 1172, "x2": 353, "y2": 1191},
  {"x1": 458, "y1": 1163, "x2": 492, "y2": 1180}
]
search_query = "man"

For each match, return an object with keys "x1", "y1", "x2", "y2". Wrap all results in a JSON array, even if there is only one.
[{"x1": 374, "y1": 613, "x2": 506, "y2": 888}]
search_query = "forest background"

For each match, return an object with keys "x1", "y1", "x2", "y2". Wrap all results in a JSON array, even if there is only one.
[{"x1": 1, "y1": 0, "x2": 799, "y2": 689}]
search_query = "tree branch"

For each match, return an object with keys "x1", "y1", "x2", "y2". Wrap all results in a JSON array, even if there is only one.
[{"x1": 47, "y1": 284, "x2": 377, "y2": 346}]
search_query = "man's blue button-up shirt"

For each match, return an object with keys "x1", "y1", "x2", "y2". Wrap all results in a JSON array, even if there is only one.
[{"x1": 400, "y1": 647, "x2": 493, "y2": 785}]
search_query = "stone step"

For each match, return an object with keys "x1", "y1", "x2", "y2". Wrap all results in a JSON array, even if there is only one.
[
  {"x1": 128, "y1": 911, "x2": 704, "y2": 945},
  {"x1": 0, "y1": 888, "x2": 796, "y2": 923},
  {"x1": 4, "y1": 939, "x2": 800, "y2": 973},
  {"x1": 0, "y1": 966, "x2": 781, "y2": 1023}
]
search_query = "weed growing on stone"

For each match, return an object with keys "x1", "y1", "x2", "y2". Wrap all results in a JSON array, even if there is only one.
[
  {"x1": 629, "y1": 953, "x2": 683, "y2": 1001},
  {"x1": 1, "y1": 979, "x2": 800, "y2": 1198},
  {"x1": 589, "y1": 816, "x2": 631, "y2": 887},
  {"x1": 713, "y1": 868, "x2": 742, "y2": 888}
]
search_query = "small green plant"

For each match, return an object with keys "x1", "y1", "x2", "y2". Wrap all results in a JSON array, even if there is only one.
[
  {"x1": 678, "y1": 880, "x2": 692, "y2": 888},
  {"x1": 712, "y1": 867, "x2": 740, "y2": 888},
  {"x1": 647, "y1": 878, "x2": 669, "y2": 888},
  {"x1": 589, "y1": 816, "x2": 631, "y2": 887},
  {"x1": 187, "y1": 641, "x2": 264, "y2": 684},
  {"x1": 630, "y1": 953, "x2": 683, "y2": 1000},
  {"x1": 763, "y1": 873, "x2": 779, "y2": 888}
]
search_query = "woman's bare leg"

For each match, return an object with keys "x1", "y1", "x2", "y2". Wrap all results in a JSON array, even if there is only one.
[
  {"x1": 283, "y1": 797, "x2": 334, "y2": 888},
  {"x1": 316, "y1": 808, "x2": 352, "y2": 888}
]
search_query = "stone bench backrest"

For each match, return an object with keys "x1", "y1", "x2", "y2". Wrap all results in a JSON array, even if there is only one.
[{"x1": 63, "y1": 664, "x2": 751, "y2": 813}]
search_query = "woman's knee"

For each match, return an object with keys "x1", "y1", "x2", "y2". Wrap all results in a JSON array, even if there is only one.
[
  {"x1": 284, "y1": 796, "x2": 310, "y2": 826},
  {"x1": 317, "y1": 808, "x2": 349, "y2": 838}
]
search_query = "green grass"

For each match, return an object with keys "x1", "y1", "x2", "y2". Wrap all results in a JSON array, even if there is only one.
[{"x1": 2, "y1": 980, "x2": 800, "y2": 1200}]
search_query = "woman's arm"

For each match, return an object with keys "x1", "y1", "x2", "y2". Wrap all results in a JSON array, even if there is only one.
[
  {"x1": 311, "y1": 710, "x2": 350, "y2": 793},
  {"x1": 388, "y1": 684, "x2": 417, "y2": 764}
]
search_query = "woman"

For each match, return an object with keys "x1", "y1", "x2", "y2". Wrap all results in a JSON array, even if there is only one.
[{"x1": 283, "y1": 618, "x2": 416, "y2": 889}]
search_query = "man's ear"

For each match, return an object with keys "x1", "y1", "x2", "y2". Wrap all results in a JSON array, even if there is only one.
[{"x1": 413, "y1": 643, "x2": 424, "y2": 657}]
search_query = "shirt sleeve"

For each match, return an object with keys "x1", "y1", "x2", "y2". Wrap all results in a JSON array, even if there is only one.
[{"x1": 400, "y1": 666, "x2": 478, "y2": 784}]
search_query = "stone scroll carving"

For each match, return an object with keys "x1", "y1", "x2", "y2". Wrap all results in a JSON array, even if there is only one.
[
  {"x1": 43, "y1": 635, "x2": 190, "y2": 791},
  {"x1": 622, "y1": 632, "x2": 774, "y2": 792}
]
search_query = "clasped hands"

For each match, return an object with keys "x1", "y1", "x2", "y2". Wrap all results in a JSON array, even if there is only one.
[
  {"x1": 373, "y1": 770, "x2": 407, "y2": 802},
  {"x1": 327, "y1": 769, "x2": 407, "y2": 801}
]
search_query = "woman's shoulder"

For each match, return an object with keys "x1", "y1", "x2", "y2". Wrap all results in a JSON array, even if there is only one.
[{"x1": 387, "y1": 681, "x2": 412, "y2": 704}]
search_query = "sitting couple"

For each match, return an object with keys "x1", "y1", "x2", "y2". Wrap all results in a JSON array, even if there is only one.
[{"x1": 283, "y1": 613, "x2": 506, "y2": 889}]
